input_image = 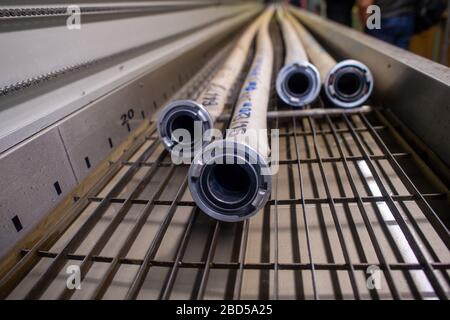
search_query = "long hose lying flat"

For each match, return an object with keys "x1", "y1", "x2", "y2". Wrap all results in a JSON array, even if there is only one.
[
  {"x1": 276, "y1": 8, "x2": 321, "y2": 107},
  {"x1": 188, "y1": 8, "x2": 274, "y2": 222}
]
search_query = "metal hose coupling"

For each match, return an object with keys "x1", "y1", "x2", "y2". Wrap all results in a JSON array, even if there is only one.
[
  {"x1": 324, "y1": 59, "x2": 374, "y2": 108},
  {"x1": 276, "y1": 61, "x2": 321, "y2": 107},
  {"x1": 157, "y1": 99, "x2": 212, "y2": 158},
  {"x1": 288, "y1": 9, "x2": 375, "y2": 108},
  {"x1": 188, "y1": 140, "x2": 271, "y2": 222}
]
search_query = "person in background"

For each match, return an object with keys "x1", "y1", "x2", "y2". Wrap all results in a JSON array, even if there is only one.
[
  {"x1": 359, "y1": 0, "x2": 417, "y2": 49},
  {"x1": 325, "y1": 0, "x2": 356, "y2": 27}
]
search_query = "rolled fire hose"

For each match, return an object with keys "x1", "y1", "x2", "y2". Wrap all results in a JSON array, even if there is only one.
[
  {"x1": 276, "y1": 8, "x2": 321, "y2": 107},
  {"x1": 288, "y1": 10, "x2": 374, "y2": 108},
  {"x1": 188, "y1": 8, "x2": 274, "y2": 222},
  {"x1": 157, "y1": 10, "x2": 270, "y2": 158}
]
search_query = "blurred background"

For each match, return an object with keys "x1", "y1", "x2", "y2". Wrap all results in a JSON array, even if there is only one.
[{"x1": 288, "y1": 0, "x2": 450, "y2": 66}]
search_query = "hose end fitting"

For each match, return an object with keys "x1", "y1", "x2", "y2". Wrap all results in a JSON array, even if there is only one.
[
  {"x1": 157, "y1": 99, "x2": 213, "y2": 157},
  {"x1": 276, "y1": 61, "x2": 321, "y2": 107},
  {"x1": 324, "y1": 59, "x2": 374, "y2": 108},
  {"x1": 188, "y1": 140, "x2": 272, "y2": 222}
]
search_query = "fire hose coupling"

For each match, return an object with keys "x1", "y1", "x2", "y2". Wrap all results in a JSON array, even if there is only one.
[
  {"x1": 276, "y1": 61, "x2": 321, "y2": 107},
  {"x1": 288, "y1": 10, "x2": 375, "y2": 109},
  {"x1": 324, "y1": 59, "x2": 374, "y2": 108},
  {"x1": 157, "y1": 99, "x2": 213, "y2": 156},
  {"x1": 188, "y1": 140, "x2": 272, "y2": 222}
]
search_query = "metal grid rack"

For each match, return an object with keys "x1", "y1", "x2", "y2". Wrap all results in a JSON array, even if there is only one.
[{"x1": 1, "y1": 19, "x2": 449, "y2": 300}]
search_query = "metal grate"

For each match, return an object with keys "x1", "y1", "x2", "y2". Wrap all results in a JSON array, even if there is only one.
[{"x1": 1, "y1": 20, "x2": 449, "y2": 300}]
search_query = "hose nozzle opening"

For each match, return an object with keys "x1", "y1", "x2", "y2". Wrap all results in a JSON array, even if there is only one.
[
  {"x1": 188, "y1": 140, "x2": 271, "y2": 222},
  {"x1": 325, "y1": 60, "x2": 374, "y2": 108},
  {"x1": 276, "y1": 62, "x2": 321, "y2": 107},
  {"x1": 157, "y1": 100, "x2": 213, "y2": 157}
]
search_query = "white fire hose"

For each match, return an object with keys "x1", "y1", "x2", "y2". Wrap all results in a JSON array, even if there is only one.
[
  {"x1": 276, "y1": 8, "x2": 321, "y2": 107},
  {"x1": 188, "y1": 8, "x2": 274, "y2": 222}
]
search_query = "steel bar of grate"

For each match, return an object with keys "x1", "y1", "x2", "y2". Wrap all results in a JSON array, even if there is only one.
[
  {"x1": 306, "y1": 116, "x2": 361, "y2": 299},
  {"x1": 273, "y1": 167, "x2": 280, "y2": 300},
  {"x1": 276, "y1": 125, "x2": 387, "y2": 137},
  {"x1": 341, "y1": 113, "x2": 448, "y2": 299},
  {"x1": 271, "y1": 21, "x2": 282, "y2": 302},
  {"x1": 20, "y1": 249, "x2": 450, "y2": 271},
  {"x1": 299, "y1": 117, "x2": 344, "y2": 298},
  {"x1": 58, "y1": 148, "x2": 170, "y2": 300},
  {"x1": 125, "y1": 177, "x2": 189, "y2": 299},
  {"x1": 316, "y1": 118, "x2": 382, "y2": 299},
  {"x1": 232, "y1": 220, "x2": 250, "y2": 299},
  {"x1": 82, "y1": 193, "x2": 446, "y2": 207},
  {"x1": 347, "y1": 116, "x2": 450, "y2": 292},
  {"x1": 359, "y1": 113, "x2": 450, "y2": 247},
  {"x1": 90, "y1": 162, "x2": 178, "y2": 299},
  {"x1": 290, "y1": 119, "x2": 319, "y2": 299},
  {"x1": 323, "y1": 114, "x2": 401, "y2": 299},
  {"x1": 331, "y1": 116, "x2": 427, "y2": 299},
  {"x1": 160, "y1": 208, "x2": 199, "y2": 300},
  {"x1": 196, "y1": 221, "x2": 221, "y2": 299},
  {"x1": 352, "y1": 113, "x2": 450, "y2": 296},
  {"x1": 122, "y1": 152, "x2": 411, "y2": 167},
  {"x1": 0, "y1": 124, "x2": 157, "y2": 299},
  {"x1": 24, "y1": 135, "x2": 162, "y2": 299}
]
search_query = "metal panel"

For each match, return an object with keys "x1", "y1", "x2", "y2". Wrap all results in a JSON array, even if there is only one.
[
  {"x1": 290, "y1": 7, "x2": 450, "y2": 168},
  {"x1": 57, "y1": 86, "x2": 148, "y2": 182},
  {"x1": 0, "y1": 127, "x2": 77, "y2": 258},
  {"x1": 0, "y1": 8, "x2": 258, "y2": 154},
  {"x1": 0, "y1": 3, "x2": 255, "y2": 88}
]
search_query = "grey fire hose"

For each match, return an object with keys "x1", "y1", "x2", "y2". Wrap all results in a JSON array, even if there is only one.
[
  {"x1": 276, "y1": 8, "x2": 321, "y2": 107},
  {"x1": 289, "y1": 10, "x2": 374, "y2": 108},
  {"x1": 188, "y1": 8, "x2": 274, "y2": 222}
]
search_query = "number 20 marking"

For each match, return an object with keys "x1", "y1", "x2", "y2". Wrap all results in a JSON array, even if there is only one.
[{"x1": 121, "y1": 109, "x2": 135, "y2": 126}]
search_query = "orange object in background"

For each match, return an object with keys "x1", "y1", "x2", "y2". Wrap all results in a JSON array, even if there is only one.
[{"x1": 411, "y1": 25, "x2": 450, "y2": 66}]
